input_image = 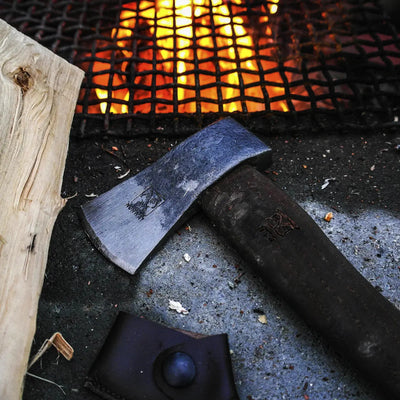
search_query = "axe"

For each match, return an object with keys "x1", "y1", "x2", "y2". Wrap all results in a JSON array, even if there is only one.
[{"x1": 81, "y1": 118, "x2": 400, "y2": 398}]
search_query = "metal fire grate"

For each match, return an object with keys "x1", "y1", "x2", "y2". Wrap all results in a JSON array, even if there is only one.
[{"x1": 1, "y1": 0, "x2": 400, "y2": 137}]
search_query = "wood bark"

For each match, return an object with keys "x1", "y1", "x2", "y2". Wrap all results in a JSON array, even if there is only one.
[{"x1": 0, "y1": 20, "x2": 84, "y2": 399}]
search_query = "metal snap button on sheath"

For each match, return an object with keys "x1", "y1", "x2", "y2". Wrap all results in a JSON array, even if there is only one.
[{"x1": 162, "y1": 351, "x2": 196, "y2": 388}]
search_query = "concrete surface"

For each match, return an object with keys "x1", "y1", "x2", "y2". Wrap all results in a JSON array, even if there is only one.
[{"x1": 23, "y1": 126, "x2": 400, "y2": 399}]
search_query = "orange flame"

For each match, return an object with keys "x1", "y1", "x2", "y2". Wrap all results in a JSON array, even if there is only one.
[{"x1": 90, "y1": 0, "x2": 287, "y2": 114}]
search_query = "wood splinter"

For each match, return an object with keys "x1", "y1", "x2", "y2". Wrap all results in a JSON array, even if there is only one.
[{"x1": 28, "y1": 332, "x2": 74, "y2": 369}]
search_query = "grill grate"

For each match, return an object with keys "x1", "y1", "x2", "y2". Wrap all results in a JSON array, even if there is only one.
[{"x1": 1, "y1": 0, "x2": 400, "y2": 137}]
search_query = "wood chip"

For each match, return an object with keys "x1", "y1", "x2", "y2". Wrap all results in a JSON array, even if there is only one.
[
  {"x1": 169, "y1": 300, "x2": 189, "y2": 315},
  {"x1": 258, "y1": 315, "x2": 268, "y2": 324},
  {"x1": 28, "y1": 332, "x2": 74, "y2": 369},
  {"x1": 324, "y1": 212, "x2": 333, "y2": 222}
]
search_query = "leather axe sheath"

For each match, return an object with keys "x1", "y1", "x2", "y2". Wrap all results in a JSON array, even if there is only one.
[{"x1": 81, "y1": 118, "x2": 400, "y2": 398}]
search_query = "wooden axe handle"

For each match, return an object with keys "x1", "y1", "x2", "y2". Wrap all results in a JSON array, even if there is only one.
[{"x1": 199, "y1": 164, "x2": 400, "y2": 399}]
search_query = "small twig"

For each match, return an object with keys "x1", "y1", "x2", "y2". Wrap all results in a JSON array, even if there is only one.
[
  {"x1": 64, "y1": 192, "x2": 78, "y2": 200},
  {"x1": 101, "y1": 145, "x2": 130, "y2": 171},
  {"x1": 120, "y1": 143, "x2": 128, "y2": 159},
  {"x1": 26, "y1": 372, "x2": 66, "y2": 395},
  {"x1": 234, "y1": 271, "x2": 246, "y2": 284}
]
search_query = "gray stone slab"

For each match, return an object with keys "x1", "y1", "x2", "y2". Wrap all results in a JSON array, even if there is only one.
[{"x1": 119, "y1": 201, "x2": 399, "y2": 400}]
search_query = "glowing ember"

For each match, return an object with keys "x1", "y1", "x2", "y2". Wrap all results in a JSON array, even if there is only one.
[{"x1": 90, "y1": 0, "x2": 287, "y2": 114}]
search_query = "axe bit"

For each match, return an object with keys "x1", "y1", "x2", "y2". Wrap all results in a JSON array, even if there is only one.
[{"x1": 81, "y1": 118, "x2": 400, "y2": 398}]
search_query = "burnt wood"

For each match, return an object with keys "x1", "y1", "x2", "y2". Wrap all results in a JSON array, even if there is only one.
[{"x1": 200, "y1": 164, "x2": 400, "y2": 399}]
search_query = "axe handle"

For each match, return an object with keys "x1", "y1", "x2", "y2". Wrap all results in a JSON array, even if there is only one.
[{"x1": 199, "y1": 164, "x2": 400, "y2": 399}]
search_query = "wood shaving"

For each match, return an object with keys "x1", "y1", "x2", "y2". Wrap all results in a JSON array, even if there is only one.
[
  {"x1": 169, "y1": 300, "x2": 189, "y2": 315},
  {"x1": 258, "y1": 315, "x2": 268, "y2": 324},
  {"x1": 64, "y1": 192, "x2": 78, "y2": 200},
  {"x1": 28, "y1": 332, "x2": 74, "y2": 369},
  {"x1": 324, "y1": 212, "x2": 333, "y2": 222},
  {"x1": 321, "y1": 178, "x2": 336, "y2": 190},
  {"x1": 118, "y1": 169, "x2": 131, "y2": 179},
  {"x1": 26, "y1": 372, "x2": 66, "y2": 395}
]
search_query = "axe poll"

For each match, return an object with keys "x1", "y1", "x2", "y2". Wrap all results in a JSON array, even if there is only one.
[{"x1": 81, "y1": 118, "x2": 400, "y2": 398}]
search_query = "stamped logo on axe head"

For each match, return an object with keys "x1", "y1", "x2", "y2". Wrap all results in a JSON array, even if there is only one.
[
  {"x1": 126, "y1": 187, "x2": 165, "y2": 220},
  {"x1": 81, "y1": 117, "x2": 271, "y2": 274}
]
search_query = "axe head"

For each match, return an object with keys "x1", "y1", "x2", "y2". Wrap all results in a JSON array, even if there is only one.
[{"x1": 81, "y1": 118, "x2": 271, "y2": 274}]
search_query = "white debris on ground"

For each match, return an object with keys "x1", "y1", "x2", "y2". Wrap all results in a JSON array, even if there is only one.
[
  {"x1": 168, "y1": 300, "x2": 189, "y2": 315},
  {"x1": 321, "y1": 178, "x2": 336, "y2": 190},
  {"x1": 258, "y1": 315, "x2": 268, "y2": 324}
]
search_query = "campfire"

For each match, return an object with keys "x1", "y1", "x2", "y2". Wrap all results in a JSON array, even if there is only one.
[
  {"x1": 2, "y1": 0, "x2": 399, "y2": 136},
  {"x1": 88, "y1": 0, "x2": 287, "y2": 115}
]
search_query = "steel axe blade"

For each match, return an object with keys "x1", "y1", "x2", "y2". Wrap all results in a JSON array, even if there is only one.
[{"x1": 80, "y1": 117, "x2": 272, "y2": 274}]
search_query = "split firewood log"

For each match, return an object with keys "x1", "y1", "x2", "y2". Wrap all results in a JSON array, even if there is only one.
[{"x1": 0, "y1": 19, "x2": 84, "y2": 399}]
